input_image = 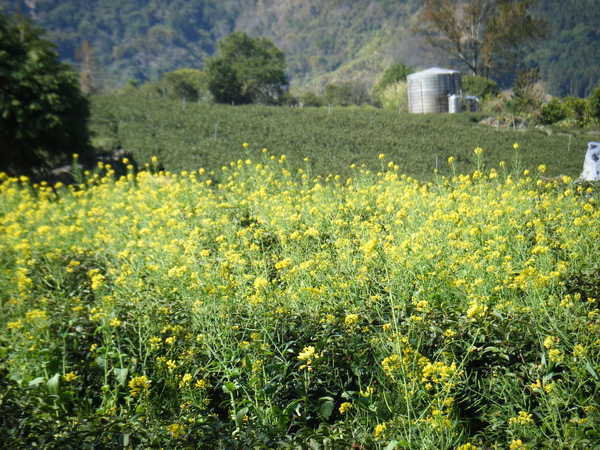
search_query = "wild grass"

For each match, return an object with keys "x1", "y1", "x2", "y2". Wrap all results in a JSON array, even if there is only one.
[{"x1": 1, "y1": 148, "x2": 599, "y2": 448}]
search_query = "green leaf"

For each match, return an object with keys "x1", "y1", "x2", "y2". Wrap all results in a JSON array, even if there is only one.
[
  {"x1": 113, "y1": 367, "x2": 128, "y2": 386},
  {"x1": 384, "y1": 440, "x2": 399, "y2": 450},
  {"x1": 320, "y1": 400, "x2": 334, "y2": 420},
  {"x1": 235, "y1": 406, "x2": 249, "y2": 428},
  {"x1": 584, "y1": 362, "x2": 599, "y2": 380},
  {"x1": 223, "y1": 381, "x2": 236, "y2": 393},
  {"x1": 263, "y1": 382, "x2": 277, "y2": 395},
  {"x1": 47, "y1": 373, "x2": 60, "y2": 395},
  {"x1": 28, "y1": 376, "x2": 45, "y2": 387}
]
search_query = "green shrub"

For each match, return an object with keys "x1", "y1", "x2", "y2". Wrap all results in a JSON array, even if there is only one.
[
  {"x1": 541, "y1": 98, "x2": 567, "y2": 124},
  {"x1": 373, "y1": 62, "x2": 413, "y2": 101},
  {"x1": 162, "y1": 69, "x2": 213, "y2": 103},
  {"x1": 461, "y1": 75, "x2": 501, "y2": 100},
  {"x1": 299, "y1": 90, "x2": 324, "y2": 107},
  {"x1": 563, "y1": 96, "x2": 588, "y2": 127},
  {"x1": 88, "y1": 95, "x2": 595, "y2": 182},
  {"x1": 588, "y1": 84, "x2": 600, "y2": 121},
  {"x1": 324, "y1": 80, "x2": 372, "y2": 106},
  {"x1": 379, "y1": 81, "x2": 408, "y2": 112}
]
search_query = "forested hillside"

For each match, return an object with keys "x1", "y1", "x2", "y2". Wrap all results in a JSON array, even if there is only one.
[
  {"x1": 1, "y1": 0, "x2": 598, "y2": 97},
  {"x1": 530, "y1": 0, "x2": 600, "y2": 97}
]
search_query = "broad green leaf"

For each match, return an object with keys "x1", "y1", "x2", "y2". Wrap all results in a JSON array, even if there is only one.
[
  {"x1": 47, "y1": 373, "x2": 60, "y2": 395},
  {"x1": 235, "y1": 406, "x2": 249, "y2": 428},
  {"x1": 320, "y1": 400, "x2": 334, "y2": 420},
  {"x1": 113, "y1": 367, "x2": 128, "y2": 386}
]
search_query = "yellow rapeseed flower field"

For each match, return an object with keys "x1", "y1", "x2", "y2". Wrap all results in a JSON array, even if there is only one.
[{"x1": 0, "y1": 152, "x2": 599, "y2": 448}]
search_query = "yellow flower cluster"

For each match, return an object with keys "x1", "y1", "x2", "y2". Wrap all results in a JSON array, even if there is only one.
[
  {"x1": 509, "y1": 411, "x2": 534, "y2": 426},
  {"x1": 128, "y1": 375, "x2": 151, "y2": 397},
  {"x1": 298, "y1": 345, "x2": 322, "y2": 371}
]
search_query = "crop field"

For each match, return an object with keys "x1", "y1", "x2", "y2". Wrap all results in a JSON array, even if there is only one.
[
  {"x1": 89, "y1": 96, "x2": 599, "y2": 183},
  {"x1": 1, "y1": 148, "x2": 599, "y2": 448}
]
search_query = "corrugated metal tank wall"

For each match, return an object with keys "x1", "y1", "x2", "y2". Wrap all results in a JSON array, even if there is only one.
[{"x1": 407, "y1": 68, "x2": 462, "y2": 114}]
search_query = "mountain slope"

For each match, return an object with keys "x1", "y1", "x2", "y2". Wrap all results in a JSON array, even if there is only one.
[{"x1": 2, "y1": 0, "x2": 598, "y2": 96}]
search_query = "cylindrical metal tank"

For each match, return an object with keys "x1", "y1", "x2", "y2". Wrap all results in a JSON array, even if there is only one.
[
  {"x1": 407, "y1": 68, "x2": 462, "y2": 114},
  {"x1": 448, "y1": 94, "x2": 461, "y2": 113}
]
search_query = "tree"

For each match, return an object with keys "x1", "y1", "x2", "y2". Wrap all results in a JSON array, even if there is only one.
[
  {"x1": 205, "y1": 31, "x2": 287, "y2": 105},
  {"x1": 0, "y1": 13, "x2": 90, "y2": 177},
  {"x1": 375, "y1": 62, "x2": 413, "y2": 90},
  {"x1": 540, "y1": 98, "x2": 566, "y2": 124},
  {"x1": 162, "y1": 68, "x2": 212, "y2": 103},
  {"x1": 76, "y1": 40, "x2": 103, "y2": 95},
  {"x1": 415, "y1": 0, "x2": 548, "y2": 79},
  {"x1": 509, "y1": 66, "x2": 544, "y2": 120},
  {"x1": 461, "y1": 75, "x2": 500, "y2": 99},
  {"x1": 372, "y1": 61, "x2": 413, "y2": 102},
  {"x1": 324, "y1": 80, "x2": 372, "y2": 106}
]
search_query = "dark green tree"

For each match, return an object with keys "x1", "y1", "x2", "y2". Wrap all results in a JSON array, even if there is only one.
[
  {"x1": 462, "y1": 75, "x2": 500, "y2": 99},
  {"x1": 162, "y1": 68, "x2": 212, "y2": 103},
  {"x1": 205, "y1": 31, "x2": 287, "y2": 105},
  {"x1": 0, "y1": 13, "x2": 90, "y2": 177},
  {"x1": 540, "y1": 97, "x2": 566, "y2": 124},
  {"x1": 373, "y1": 61, "x2": 413, "y2": 100},
  {"x1": 563, "y1": 95, "x2": 588, "y2": 127},
  {"x1": 509, "y1": 66, "x2": 544, "y2": 120}
]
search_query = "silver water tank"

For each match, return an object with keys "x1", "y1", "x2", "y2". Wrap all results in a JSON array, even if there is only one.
[
  {"x1": 407, "y1": 68, "x2": 462, "y2": 114},
  {"x1": 449, "y1": 94, "x2": 461, "y2": 113}
]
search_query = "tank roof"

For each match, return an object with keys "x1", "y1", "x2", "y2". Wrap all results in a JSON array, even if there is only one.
[{"x1": 407, "y1": 67, "x2": 460, "y2": 78}]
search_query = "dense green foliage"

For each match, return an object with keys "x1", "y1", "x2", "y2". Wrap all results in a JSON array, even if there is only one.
[
  {"x1": 88, "y1": 96, "x2": 598, "y2": 182},
  {"x1": 205, "y1": 32, "x2": 287, "y2": 105},
  {"x1": 588, "y1": 85, "x2": 600, "y2": 120},
  {"x1": 461, "y1": 75, "x2": 501, "y2": 100},
  {"x1": 1, "y1": 0, "x2": 597, "y2": 97},
  {"x1": 0, "y1": 12, "x2": 90, "y2": 177},
  {"x1": 372, "y1": 62, "x2": 413, "y2": 102},
  {"x1": 161, "y1": 68, "x2": 211, "y2": 103},
  {"x1": 541, "y1": 98, "x2": 567, "y2": 125},
  {"x1": 323, "y1": 80, "x2": 372, "y2": 107},
  {"x1": 530, "y1": 0, "x2": 600, "y2": 97},
  {"x1": 378, "y1": 81, "x2": 409, "y2": 112}
]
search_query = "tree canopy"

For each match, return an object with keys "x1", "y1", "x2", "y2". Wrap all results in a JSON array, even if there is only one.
[
  {"x1": 205, "y1": 31, "x2": 287, "y2": 105},
  {"x1": 0, "y1": 12, "x2": 89, "y2": 177},
  {"x1": 372, "y1": 61, "x2": 413, "y2": 101},
  {"x1": 415, "y1": 0, "x2": 549, "y2": 80}
]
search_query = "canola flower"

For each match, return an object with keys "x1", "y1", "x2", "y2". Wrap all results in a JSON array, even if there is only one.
[
  {"x1": 63, "y1": 372, "x2": 78, "y2": 382},
  {"x1": 344, "y1": 313, "x2": 359, "y2": 327},
  {"x1": 339, "y1": 402, "x2": 353, "y2": 414},
  {"x1": 373, "y1": 422, "x2": 387, "y2": 439},
  {"x1": 509, "y1": 411, "x2": 534, "y2": 426},
  {"x1": 128, "y1": 375, "x2": 151, "y2": 397}
]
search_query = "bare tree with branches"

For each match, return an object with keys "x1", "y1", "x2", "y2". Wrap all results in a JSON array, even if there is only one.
[{"x1": 414, "y1": 0, "x2": 549, "y2": 78}]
